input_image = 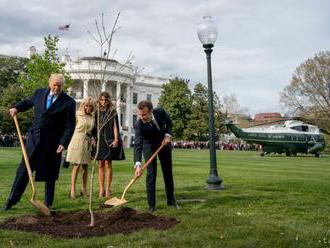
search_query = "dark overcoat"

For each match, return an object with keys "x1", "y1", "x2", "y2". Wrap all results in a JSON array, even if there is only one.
[
  {"x1": 15, "y1": 88, "x2": 76, "y2": 181},
  {"x1": 93, "y1": 109, "x2": 125, "y2": 161}
]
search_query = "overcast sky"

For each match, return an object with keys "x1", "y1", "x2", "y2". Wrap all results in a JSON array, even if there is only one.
[{"x1": 0, "y1": 0, "x2": 329, "y2": 115}]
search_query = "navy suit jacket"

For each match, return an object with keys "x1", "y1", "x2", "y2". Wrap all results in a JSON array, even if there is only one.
[
  {"x1": 133, "y1": 107, "x2": 172, "y2": 163},
  {"x1": 15, "y1": 88, "x2": 76, "y2": 181}
]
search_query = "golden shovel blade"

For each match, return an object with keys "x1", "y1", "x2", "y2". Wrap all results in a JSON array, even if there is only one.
[
  {"x1": 104, "y1": 197, "x2": 128, "y2": 207},
  {"x1": 30, "y1": 200, "x2": 50, "y2": 216}
]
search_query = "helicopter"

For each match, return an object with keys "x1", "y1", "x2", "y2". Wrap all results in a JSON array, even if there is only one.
[{"x1": 225, "y1": 119, "x2": 326, "y2": 157}]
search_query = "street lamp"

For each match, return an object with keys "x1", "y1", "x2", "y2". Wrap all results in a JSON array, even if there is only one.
[{"x1": 197, "y1": 16, "x2": 223, "y2": 190}]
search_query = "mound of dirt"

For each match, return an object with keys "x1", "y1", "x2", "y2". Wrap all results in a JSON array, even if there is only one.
[{"x1": 0, "y1": 207, "x2": 179, "y2": 239}]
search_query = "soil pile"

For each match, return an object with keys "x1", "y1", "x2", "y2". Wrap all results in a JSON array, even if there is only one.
[{"x1": 0, "y1": 207, "x2": 179, "y2": 239}]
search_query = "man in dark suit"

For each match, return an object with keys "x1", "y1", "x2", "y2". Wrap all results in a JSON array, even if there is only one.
[
  {"x1": 134, "y1": 100, "x2": 179, "y2": 212},
  {"x1": 3, "y1": 73, "x2": 76, "y2": 210}
]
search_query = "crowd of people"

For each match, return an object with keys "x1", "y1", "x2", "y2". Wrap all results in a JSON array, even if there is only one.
[
  {"x1": 2, "y1": 73, "x2": 178, "y2": 213},
  {"x1": 2, "y1": 133, "x2": 261, "y2": 152},
  {"x1": 0, "y1": 133, "x2": 22, "y2": 147},
  {"x1": 1, "y1": 133, "x2": 262, "y2": 151},
  {"x1": 172, "y1": 141, "x2": 262, "y2": 151}
]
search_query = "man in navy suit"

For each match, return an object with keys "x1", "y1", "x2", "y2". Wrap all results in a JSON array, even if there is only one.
[
  {"x1": 3, "y1": 73, "x2": 76, "y2": 210},
  {"x1": 134, "y1": 100, "x2": 179, "y2": 212}
]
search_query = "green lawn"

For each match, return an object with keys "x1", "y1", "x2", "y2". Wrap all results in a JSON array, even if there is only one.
[{"x1": 0, "y1": 148, "x2": 330, "y2": 248}]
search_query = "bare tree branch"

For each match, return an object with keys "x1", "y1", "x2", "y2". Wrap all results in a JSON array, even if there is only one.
[
  {"x1": 280, "y1": 50, "x2": 330, "y2": 131},
  {"x1": 87, "y1": 30, "x2": 101, "y2": 45}
]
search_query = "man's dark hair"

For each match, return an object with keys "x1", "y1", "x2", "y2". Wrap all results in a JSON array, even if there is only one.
[{"x1": 137, "y1": 100, "x2": 153, "y2": 111}]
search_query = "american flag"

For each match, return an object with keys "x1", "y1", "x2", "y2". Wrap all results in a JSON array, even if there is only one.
[{"x1": 58, "y1": 24, "x2": 70, "y2": 31}]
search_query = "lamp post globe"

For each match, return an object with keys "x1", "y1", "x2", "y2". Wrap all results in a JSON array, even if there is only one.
[
  {"x1": 197, "y1": 16, "x2": 223, "y2": 190},
  {"x1": 197, "y1": 16, "x2": 218, "y2": 46}
]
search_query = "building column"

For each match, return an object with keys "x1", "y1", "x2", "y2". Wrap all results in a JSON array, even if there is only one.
[
  {"x1": 101, "y1": 80, "x2": 106, "y2": 92},
  {"x1": 83, "y1": 79, "x2": 89, "y2": 98},
  {"x1": 116, "y1": 82, "x2": 122, "y2": 128},
  {"x1": 125, "y1": 85, "x2": 132, "y2": 147}
]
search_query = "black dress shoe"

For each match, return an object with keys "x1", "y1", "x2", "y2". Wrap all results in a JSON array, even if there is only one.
[
  {"x1": 148, "y1": 206, "x2": 156, "y2": 212},
  {"x1": 2, "y1": 202, "x2": 12, "y2": 211},
  {"x1": 168, "y1": 199, "x2": 180, "y2": 209},
  {"x1": 44, "y1": 201, "x2": 52, "y2": 209}
]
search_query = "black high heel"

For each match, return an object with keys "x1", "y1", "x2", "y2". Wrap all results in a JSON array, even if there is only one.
[{"x1": 80, "y1": 191, "x2": 89, "y2": 197}]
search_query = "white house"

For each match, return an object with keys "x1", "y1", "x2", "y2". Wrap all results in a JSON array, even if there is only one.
[{"x1": 64, "y1": 55, "x2": 168, "y2": 147}]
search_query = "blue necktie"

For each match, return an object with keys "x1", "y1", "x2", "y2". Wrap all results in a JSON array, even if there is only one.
[{"x1": 46, "y1": 94, "x2": 54, "y2": 109}]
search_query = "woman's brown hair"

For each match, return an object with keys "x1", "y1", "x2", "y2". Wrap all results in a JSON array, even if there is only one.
[{"x1": 98, "y1": 91, "x2": 112, "y2": 110}]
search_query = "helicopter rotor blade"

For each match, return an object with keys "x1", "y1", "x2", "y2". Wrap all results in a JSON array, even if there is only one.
[{"x1": 320, "y1": 128, "x2": 330, "y2": 135}]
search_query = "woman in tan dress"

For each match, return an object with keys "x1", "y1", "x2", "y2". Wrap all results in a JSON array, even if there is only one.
[{"x1": 66, "y1": 97, "x2": 95, "y2": 199}]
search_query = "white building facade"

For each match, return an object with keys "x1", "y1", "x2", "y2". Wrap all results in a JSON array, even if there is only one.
[{"x1": 64, "y1": 56, "x2": 168, "y2": 147}]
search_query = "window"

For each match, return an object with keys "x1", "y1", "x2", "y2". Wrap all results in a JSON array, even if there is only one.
[
  {"x1": 146, "y1": 94, "x2": 152, "y2": 101},
  {"x1": 133, "y1": 114, "x2": 137, "y2": 126},
  {"x1": 133, "y1": 93, "x2": 138, "y2": 104},
  {"x1": 290, "y1": 125, "x2": 309, "y2": 132}
]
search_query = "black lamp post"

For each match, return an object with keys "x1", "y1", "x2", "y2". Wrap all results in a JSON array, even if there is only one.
[{"x1": 197, "y1": 16, "x2": 223, "y2": 190}]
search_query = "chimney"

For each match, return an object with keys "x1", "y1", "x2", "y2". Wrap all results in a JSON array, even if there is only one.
[{"x1": 27, "y1": 46, "x2": 36, "y2": 58}]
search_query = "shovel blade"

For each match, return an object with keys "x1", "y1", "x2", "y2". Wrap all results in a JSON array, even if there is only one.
[
  {"x1": 104, "y1": 197, "x2": 127, "y2": 207},
  {"x1": 30, "y1": 200, "x2": 50, "y2": 216}
]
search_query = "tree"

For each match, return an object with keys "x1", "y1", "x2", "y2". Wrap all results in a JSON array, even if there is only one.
[
  {"x1": 0, "y1": 35, "x2": 70, "y2": 134},
  {"x1": 85, "y1": 12, "x2": 131, "y2": 227},
  {"x1": 280, "y1": 51, "x2": 330, "y2": 132},
  {"x1": 0, "y1": 56, "x2": 27, "y2": 93},
  {"x1": 212, "y1": 91, "x2": 228, "y2": 135},
  {"x1": 184, "y1": 83, "x2": 223, "y2": 141},
  {"x1": 83, "y1": 12, "x2": 135, "y2": 97},
  {"x1": 183, "y1": 83, "x2": 206, "y2": 140},
  {"x1": 0, "y1": 83, "x2": 32, "y2": 133},
  {"x1": 158, "y1": 77, "x2": 192, "y2": 139},
  {"x1": 222, "y1": 93, "x2": 249, "y2": 116},
  {"x1": 18, "y1": 35, "x2": 72, "y2": 95}
]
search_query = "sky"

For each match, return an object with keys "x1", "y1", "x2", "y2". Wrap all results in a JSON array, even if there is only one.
[{"x1": 0, "y1": 0, "x2": 329, "y2": 115}]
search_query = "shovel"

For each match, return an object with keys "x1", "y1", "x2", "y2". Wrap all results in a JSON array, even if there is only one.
[
  {"x1": 13, "y1": 115, "x2": 50, "y2": 216},
  {"x1": 104, "y1": 142, "x2": 166, "y2": 207}
]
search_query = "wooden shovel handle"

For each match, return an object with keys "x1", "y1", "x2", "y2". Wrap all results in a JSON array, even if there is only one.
[
  {"x1": 141, "y1": 142, "x2": 166, "y2": 171},
  {"x1": 13, "y1": 115, "x2": 36, "y2": 198},
  {"x1": 133, "y1": 142, "x2": 166, "y2": 180},
  {"x1": 119, "y1": 142, "x2": 166, "y2": 200}
]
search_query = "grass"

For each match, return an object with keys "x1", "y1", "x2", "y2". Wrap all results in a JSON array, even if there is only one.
[{"x1": 0, "y1": 147, "x2": 330, "y2": 248}]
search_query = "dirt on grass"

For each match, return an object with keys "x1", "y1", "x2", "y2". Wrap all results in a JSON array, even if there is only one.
[{"x1": 0, "y1": 207, "x2": 179, "y2": 239}]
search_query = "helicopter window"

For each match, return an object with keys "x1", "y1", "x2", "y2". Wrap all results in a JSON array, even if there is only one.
[
  {"x1": 309, "y1": 127, "x2": 317, "y2": 133},
  {"x1": 290, "y1": 125, "x2": 309, "y2": 132}
]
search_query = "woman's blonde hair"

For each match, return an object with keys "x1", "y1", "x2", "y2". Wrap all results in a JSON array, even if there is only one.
[{"x1": 79, "y1": 96, "x2": 96, "y2": 114}]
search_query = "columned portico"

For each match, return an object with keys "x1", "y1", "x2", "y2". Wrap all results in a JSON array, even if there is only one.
[
  {"x1": 101, "y1": 81, "x2": 106, "y2": 92},
  {"x1": 116, "y1": 82, "x2": 122, "y2": 127},
  {"x1": 65, "y1": 56, "x2": 168, "y2": 147},
  {"x1": 125, "y1": 85, "x2": 132, "y2": 145},
  {"x1": 83, "y1": 79, "x2": 88, "y2": 98}
]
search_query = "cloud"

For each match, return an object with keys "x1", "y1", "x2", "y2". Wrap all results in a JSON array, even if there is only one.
[{"x1": 0, "y1": 0, "x2": 329, "y2": 115}]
